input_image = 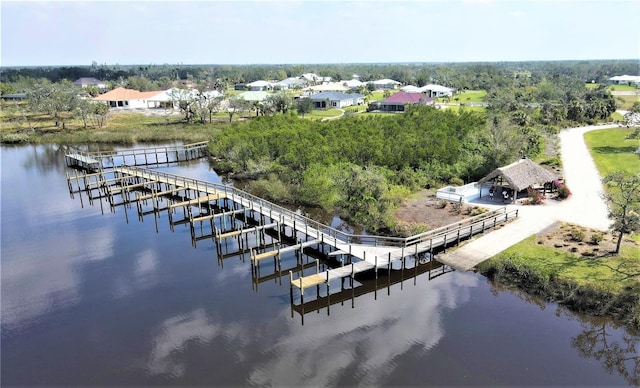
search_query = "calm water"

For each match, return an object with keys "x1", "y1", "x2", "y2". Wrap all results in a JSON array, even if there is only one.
[{"x1": 1, "y1": 144, "x2": 638, "y2": 386}]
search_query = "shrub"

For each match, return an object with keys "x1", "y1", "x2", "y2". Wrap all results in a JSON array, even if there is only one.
[
  {"x1": 557, "y1": 184, "x2": 572, "y2": 199},
  {"x1": 554, "y1": 180, "x2": 572, "y2": 199},
  {"x1": 435, "y1": 199, "x2": 448, "y2": 209},
  {"x1": 540, "y1": 157, "x2": 562, "y2": 167},
  {"x1": 571, "y1": 229, "x2": 585, "y2": 242},
  {"x1": 590, "y1": 233, "x2": 603, "y2": 245},
  {"x1": 526, "y1": 187, "x2": 546, "y2": 205},
  {"x1": 449, "y1": 177, "x2": 464, "y2": 186}
]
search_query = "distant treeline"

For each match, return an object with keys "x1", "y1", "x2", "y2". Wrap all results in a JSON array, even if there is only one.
[{"x1": 1, "y1": 59, "x2": 637, "y2": 91}]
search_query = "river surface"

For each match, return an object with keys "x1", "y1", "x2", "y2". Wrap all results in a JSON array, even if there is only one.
[{"x1": 1, "y1": 144, "x2": 638, "y2": 386}]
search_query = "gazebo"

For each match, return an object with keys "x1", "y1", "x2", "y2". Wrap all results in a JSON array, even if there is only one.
[{"x1": 478, "y1": 158, "x2": 557, "y2": 203}]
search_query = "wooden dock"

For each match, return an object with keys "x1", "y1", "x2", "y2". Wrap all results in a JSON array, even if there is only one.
[
  {"x1": 65, "y1": 141, "x2": 209, "y2": 170},
  {"x1": 66, "y1": 164, "x2": 519, "y2": 307}
]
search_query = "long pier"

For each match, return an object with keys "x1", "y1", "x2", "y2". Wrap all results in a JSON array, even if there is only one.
[{"x1": 66, "y1": 165, "x2": 519, "y2": 306}]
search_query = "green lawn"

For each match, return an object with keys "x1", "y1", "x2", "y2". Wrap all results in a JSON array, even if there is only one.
[
  {"x1": 610, "y1": 111, "x2": 625, "y2": 122},
  {"x1": 609, "y1": 84, "x2": 639, "y2": 92},
  {"x1": 305, "y1": 108, "x2": 342, "y2": 119},
  {"x1": 369, "y1": 89, "x2": 400, "y2": 102},
  {"x1": 614, "y1": 94, "x2": 640, "y2": 110},
  {"x1": 584, "y1": 127, "x2": 640, "y2": 176},
  {"x1": 491, "y1": 235, "x2": 640, "y2": 293},
  {"x1": 452, "y1": 89, "x2": 487, "y2": 103}
]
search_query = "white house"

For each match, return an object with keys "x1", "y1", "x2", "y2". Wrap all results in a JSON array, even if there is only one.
[
  {"x1": 276, "y1": 77, "x2": 307, "y2": 90},
  {"x1": 419, "y1": 84, "x2": 454, "y2": 98},
  {"x1": 301, "y1": 82, "x2": 350, "y2": 95},
  {"x1": 73, "y1": 77, "x2": 107, "y2": 89},
  {"x1": 608, "y1": 75, "x2": 640, "y2": 86},
  {"x1": 246, "y1": 80, "x2": 275, "y2": 91},
  {"x1": 237, "y1": 91, "x2": 271, "y2": 102},
  {"x1": 309, "y1": 92, "x2": 363, "y2": 109},
  {"x1": 341, "y1": 79, "x2": 364, "y2": 89},
  {"x1": 370, "y1": 78, "x2": 402, "y2": 89}
]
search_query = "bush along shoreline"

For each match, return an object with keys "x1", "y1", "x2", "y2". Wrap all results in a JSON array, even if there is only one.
[{"x1": 477, "y1": 257, "x2": 640, "y2": 330}]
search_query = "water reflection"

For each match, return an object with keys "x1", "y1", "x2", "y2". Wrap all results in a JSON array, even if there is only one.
[
  {"x1": 3, "y1": 144, "x2": 637, "y2": 386},
  {"x1": 572, "y1": 319, "x2": 640, "y2": 386}
]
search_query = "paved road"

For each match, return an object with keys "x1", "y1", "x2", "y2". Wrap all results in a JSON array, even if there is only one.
[{"x1": 438, "y1": 124, "x2": 617, "y2": 271}]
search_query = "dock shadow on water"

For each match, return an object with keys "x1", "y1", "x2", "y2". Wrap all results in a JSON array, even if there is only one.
[{"x1": 2, "y1": 144, "x2": 637, "y2": 386}]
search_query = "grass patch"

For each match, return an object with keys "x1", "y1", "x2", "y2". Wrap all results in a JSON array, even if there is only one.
[
  {"x1": 614, "y1": 94, "x2": 640, "y2": 110},
  {"x1": 610, "y1": 111, "x2": 625, "y2": 122},
  {"x1": 452, "y1": 89, "x2": 487, "y2": 103},
  {"x1": 305, "y1": 108, "x2": 342, "y2": 119},
  {"x1": 584, "y1": 128, "x2": 640, "y2": 176},
  {"x1": 609, "y1": 84, "x2": 639, "y2": 92},
  {"x1": 489, "y1": 235, "x2": 639, "y2": 293},
  {"x1": 478, "y1": 234, "x2": 640, "y2": 328}
]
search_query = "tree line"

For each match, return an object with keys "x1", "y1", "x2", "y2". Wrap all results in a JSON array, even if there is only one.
[
  {"x1": 2, "y1": 59, "x2": 637, "y2": 93},
  {"x1": 208, "y1": 106, "x2": 542, "y2": 232}
]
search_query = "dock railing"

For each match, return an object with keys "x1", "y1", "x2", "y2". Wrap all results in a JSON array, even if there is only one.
[{"x1": 113, "y1": 166, "x2": 518, "y2": 252}]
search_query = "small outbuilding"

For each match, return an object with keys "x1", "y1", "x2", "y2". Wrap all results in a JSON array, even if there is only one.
[{"x1": 478, "y1": 158, "x2": 557, "y2": 203}]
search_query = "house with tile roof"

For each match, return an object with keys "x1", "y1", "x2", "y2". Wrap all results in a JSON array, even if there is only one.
[
  {"x1": 309, "y1": 92, "x2": 363, "y2": 109},
  {"x1": 368, "y1": 91, "x2": 432, "y2": 112},
  {"x1": 93, "y1": 87, "x2": 163, "y2": 109}
]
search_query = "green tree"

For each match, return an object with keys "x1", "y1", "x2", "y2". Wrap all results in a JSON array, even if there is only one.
[
  {"x1": 481, "y1": 116, "x2": 528, "y2": 169},
  {"x1": 27, "y1": 80, "x2": 79, "y2": 129},
  {"x1": 266, "y1": 91, "x2": 294, "y2": 114},
  {"x1": 603, "y1": 172, "x2": 640, "y2": 255},
  {"x1": 296, "y1": 97, "x2": 313, "y2": 117}
]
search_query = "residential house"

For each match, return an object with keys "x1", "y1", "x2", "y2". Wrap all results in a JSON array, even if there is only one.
[
  {"x1": 246, "y1": 80, "x2": 275, "y2": 91},
  {"x1": 301, "y1": 82, "x2": 350, "y2": 95},
  {"x1": 237, "y1": 91, "x2": 271, "y2": 102},
  {"x1": 419, "y1": 84, "x2": 454, "y2": 98},
  {"x1": 401, "y1": 85, "x2": 422, "y2": 93},
  {"x1": 368, "y1": 91, "x2": 432, "y2": 112},
  {"x1": 276, "y1": 77, "x2": 307, "y2": 90},
  {"x1": 93, "y1": 87, "x2": 163, "y2": 109},
  {"x1": 0, "y1": 93, "x2": 26, "y2": 101},
  {"x1": 608, "y1": 75, "x2": 640, "y2": 86},
  {"x1": 369, "y1": 78, "x2": 402, "y2": 89},
  {"x1": 73, "y1": 77, "x2": 107, "y2": 89},
  {"x1": 341, "y1": 79, "x2": 364, "y2": 89},
  {"x1": 146, "y1": 88, "x2": 222, "y2": 109},
  {"x1": 309, "y1": 92, "x2": 363, "y2": 109}
]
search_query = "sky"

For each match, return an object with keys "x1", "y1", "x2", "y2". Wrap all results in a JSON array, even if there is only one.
[{"x1": 1, "y1": 0, "x2": 639, "y2": 67}]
